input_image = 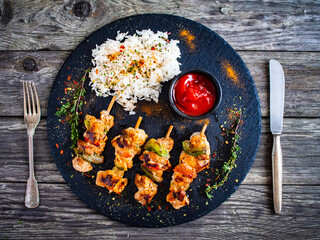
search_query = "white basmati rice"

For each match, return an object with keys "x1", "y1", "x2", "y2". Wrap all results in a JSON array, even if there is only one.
[{"x1": 89, "y1": 29, "x2": 181, "y2": 114}]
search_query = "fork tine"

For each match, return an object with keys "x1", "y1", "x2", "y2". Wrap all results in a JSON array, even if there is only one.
[
  {"x1": 28, "y1": 82, "x2": 36, "y2": 115},
  {"x1": 26, "y1": 81, "x2": 31, "y2": 115},
  {"x1": 32, "y1": 82, "x2": 41, "y2": 115},
  {"x1": 23, "y1": 81, "x2": 27, "y2": 117}
]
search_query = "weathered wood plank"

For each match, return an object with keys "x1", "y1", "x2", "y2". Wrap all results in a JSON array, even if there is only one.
[
  {"x1": 0, "y1": 51, "x2": 319, "y2": 117},
  {"x1": 0, "y1": 117, "x2": 319, "y2": 185},
  {"x1": 0, "y1": 183, "x2": 319, "y2": 239},
  {"x1": 0, "y1": 0, "x2": 319, "y2": 51}
]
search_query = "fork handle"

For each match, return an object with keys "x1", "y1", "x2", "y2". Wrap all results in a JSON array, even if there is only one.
[
  {"x1": 25, "y1": 129, "x2": 39, "y2": 208},
  {"x1": 272, "y1": 134, "x2": 282, "y2": 214}
]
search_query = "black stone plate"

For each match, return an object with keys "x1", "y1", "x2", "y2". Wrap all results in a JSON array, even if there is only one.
[{"x1": 47, "y1": 14, "x2": 261, "y2": 227}]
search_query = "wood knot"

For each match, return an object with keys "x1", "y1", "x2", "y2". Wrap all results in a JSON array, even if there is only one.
[
  {"x1": 73, "y1": 1, "x2": 91, "y2": 18},
  {"x1": 22, "y1": 57, "x2": 37, "y2": 71},
  {"x1": 0, "y1": 0, "x2": 13, "y2": 25}
]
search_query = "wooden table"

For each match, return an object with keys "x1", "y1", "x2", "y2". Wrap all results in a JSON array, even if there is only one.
[{"x1": 1, "y1": 1, "x2": 319, "y2": 239}]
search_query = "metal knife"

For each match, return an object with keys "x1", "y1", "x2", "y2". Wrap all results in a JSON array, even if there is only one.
[{"x1": 269, "y1": 59, "x2": 285, "y2": 214}]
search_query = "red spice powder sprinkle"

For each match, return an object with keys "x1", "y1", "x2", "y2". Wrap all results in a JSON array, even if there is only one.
[
  {"x1": 60, "y1": 150, "x2": 64, "y2": 155},
  {"x1": 73, "y1": 80, "x2": 77, "y2": 84},
  {"x1": 67, "y1": 76, "x2": 71, "y2": 81},
  {"x1": 147, "y1": 206, "x2": 151, "y2": 211},
  {"x1": 120, "y1": 45, "x2": 125, "y2": 49},
  {"x1": 158, "y1": 205, "x2": 161, "y2": 210},
  {"x1": 64, "y1": 88, "x2": 67, "y2": 94},
  {"x1": 55, "y1": 143, "x2": 59, "y2": 148},
  {"x1": 61, "y1": 120, "x2": 64, "y2": 124},
  {"x1": 212, "y1": 153, "x2": 216, "y2": 158},
  {"x1": 96, "y1": 69, "x2": 98, "y2": 74},
  {"x1": 166, "y1": 204, "x2": 169, "y2": 210}
]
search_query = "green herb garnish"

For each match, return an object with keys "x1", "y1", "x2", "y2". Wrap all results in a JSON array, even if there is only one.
[
  {"x1": 205, "y1": 110, "x2": 242, "y2": 199},
  {"x1": 55, "y1": 69, "x2": 91, "y2": 148}
]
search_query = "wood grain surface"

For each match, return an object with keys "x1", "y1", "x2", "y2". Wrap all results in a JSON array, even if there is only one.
[{"x1": 1, "y1": 0, "x2": 319, "y2": 239}]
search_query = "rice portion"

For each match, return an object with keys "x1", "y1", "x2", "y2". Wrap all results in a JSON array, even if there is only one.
[{"x1": 89, "y1": 29, "x2": 181, "y2": 114}]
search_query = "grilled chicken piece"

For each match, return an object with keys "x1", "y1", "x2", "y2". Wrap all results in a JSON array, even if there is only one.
[
  {"x1": 140, "y1": 150, "x2": 171, "y2": 182},
  {"x1": 157, "y1": 137, "x2": 174, "y2": 152},
  {"x1": 139, "y1": 137, "x2": 173, "y2": 182},
  {"x1": 111, "y1": 127, "x2": 148, "y2": 171},
  {"x1": 76, "y1": 139, "x2": 106, "y2": 156},
  {"x1": 134, "y1": 174, "x2": 158, "y2": 206},
  {"x1": 78, "y1": 112, "x2": 114, "y2": 155},
  {"x1": 72, "y1": 156, "x2": 93, "y2": 172},
  {"x1": 167, "y1": 131, "x2": 210, "y2": 209},
  {"x1": 166, "y1": 190, "x2": 189, "y2": 209},
  {"x1": 169, "y1": 163, "x2": 197, "y2": 192},
  {"x1": 96, "y1": 167, "x2": 128, "y2": 194}
]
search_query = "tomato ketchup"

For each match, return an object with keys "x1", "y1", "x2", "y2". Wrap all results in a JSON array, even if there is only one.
[{"x1": 173, "y1": 72, "x2": 216, "y2": 116}]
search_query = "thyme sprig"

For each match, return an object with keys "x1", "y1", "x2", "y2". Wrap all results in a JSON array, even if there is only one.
[
  {"x1": 55, "y1": 69, "x2": 91, "y2": 148},
  {"x1": 205, "y1": 110, "x2": 242, "y2": 199}
]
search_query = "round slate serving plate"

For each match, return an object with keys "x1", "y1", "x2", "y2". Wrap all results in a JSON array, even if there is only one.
[{"x1": 47, "y1": 14, "x2": 261, "y2": 227}]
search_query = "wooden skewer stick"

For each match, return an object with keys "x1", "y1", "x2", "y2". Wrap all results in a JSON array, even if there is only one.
[
  {"x1": 165, "y1": 125, "x2": 174, "y2": 139},
  {"x1": 106, "y1": 95, "x2": 117, "y2": 115},
  {"x1": 135, "y1": 116, "x2": 143, "y2": 129},
  {"x1": 201, "y1": 123, "x2": 208, "y2": 136}
]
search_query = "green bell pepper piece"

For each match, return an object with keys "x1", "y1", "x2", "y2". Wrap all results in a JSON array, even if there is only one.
[
  {"x1": 144, "y1": 138, "x2": 169, "y2": 158},
  {"x1": 182, "y1": 140, "x2": 206, "y2": 156},
  {"x1": 79, "y1": 152, "x2": 104, "y2": 164}
]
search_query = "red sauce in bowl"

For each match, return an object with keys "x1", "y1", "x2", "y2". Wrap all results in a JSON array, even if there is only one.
[{"x1": 173, "y1": 72, "x2": 216, "y2": 116}]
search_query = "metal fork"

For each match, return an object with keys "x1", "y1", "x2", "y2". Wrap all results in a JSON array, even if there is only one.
[{"x1": 23, "y1": 81, "x2": 41, "y2": 208}]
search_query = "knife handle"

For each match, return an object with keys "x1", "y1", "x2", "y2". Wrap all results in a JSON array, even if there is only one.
[{"x1": 272, "y1": 134, "x2": 282, "y2": 214}]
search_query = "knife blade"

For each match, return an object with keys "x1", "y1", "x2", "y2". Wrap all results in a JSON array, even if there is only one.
[{"x1": 269, "y1": 59, "x2": 285, "y2": 214}]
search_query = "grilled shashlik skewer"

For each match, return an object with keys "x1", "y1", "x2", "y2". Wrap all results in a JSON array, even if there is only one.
[
  {"x1": 134, "y1": 125, "x2": 174, "y2": 206},
  {"x1": 96, "y1": 117, "x2": 148, "y2": 194},
  {"x1": 167, "y1": 124, "x2": 210, "y2": 209},
  {"x1": 72, "y1": 96, "x2": 116, "y2": 172}
]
